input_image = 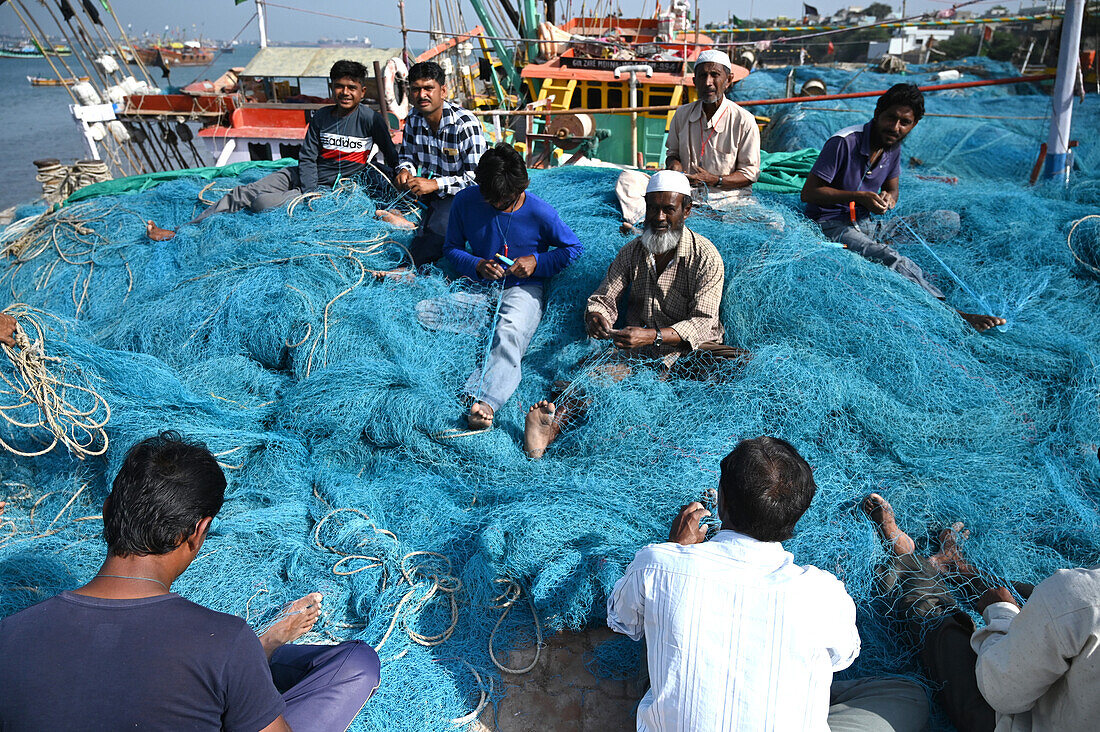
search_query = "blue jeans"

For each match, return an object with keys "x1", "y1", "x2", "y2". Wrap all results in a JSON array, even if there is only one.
[
  {"x1": 819, "y1": 210, "x2": 961, "y2": 300},
  {"x1": 464, "y1": 281, "x2": 545, "y2": 412},
  {"x1": 270, "y1": 640, "x2": 380, "y2": 732}
]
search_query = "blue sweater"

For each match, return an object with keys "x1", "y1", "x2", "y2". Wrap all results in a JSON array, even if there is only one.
[{"x1": 443, "y1": 186, "x2": 583, "y2": 286}]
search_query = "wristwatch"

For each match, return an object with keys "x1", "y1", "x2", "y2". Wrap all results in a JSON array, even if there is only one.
[
  {"x1": 653, "y1": 328, "x2": 663, "y2": 347},
  {"x1": 716, "y1": 176, "x2": 724, "y2": 188}
]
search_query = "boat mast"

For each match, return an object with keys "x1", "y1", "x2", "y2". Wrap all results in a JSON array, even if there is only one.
[
  {"x1": 1042, "y1": 0, "x2": 1085, "y2": 182},
  {"x1": 255, "y1": 0, "x2": 269, "y2": 49}
]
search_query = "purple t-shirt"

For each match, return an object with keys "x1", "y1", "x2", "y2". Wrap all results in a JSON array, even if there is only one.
[
  {"x1": 0, "y1": 591, "x2": 284, "y2": 731},
  {"x1": 805, "y1": 121, "x2": 902, "y2": 223}
]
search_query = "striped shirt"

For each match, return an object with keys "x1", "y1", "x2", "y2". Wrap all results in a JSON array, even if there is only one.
[
  {"x1": 607, "y1": 530, "x2": 860, "y2": 732},
  {"x1": 586, "y1": 226, "x2": 725, "y2": 365},
  {"x1": 396, "y1": 101, "x2": 487, "y2": 196}
]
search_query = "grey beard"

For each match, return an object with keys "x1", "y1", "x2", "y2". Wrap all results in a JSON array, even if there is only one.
[{"x1": 641, "y1": 226, "x2": 681, "y2": 255}]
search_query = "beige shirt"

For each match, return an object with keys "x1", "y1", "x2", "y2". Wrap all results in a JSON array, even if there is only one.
[
  {"x1": 971, "y1": 566, "x2": 1100, "y2": 731},
  {"x1": 666, "y1": 98, "x2": 760, "y2": 207},
  {"x1": 586, "y1": 226, "x2": 725, "y2": 365}
]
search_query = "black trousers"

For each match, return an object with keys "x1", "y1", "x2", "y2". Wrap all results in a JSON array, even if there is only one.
[
  {"x1": 408, "y1": 193, "x2": 455, "y2": 267},
  {"x1": 881, "y1": 553, "x2": 996, "y2": 732}
]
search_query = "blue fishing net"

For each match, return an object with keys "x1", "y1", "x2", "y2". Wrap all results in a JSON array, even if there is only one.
[{"x1": 0, "y1": 68, "x2": 1098, "y2": 730}]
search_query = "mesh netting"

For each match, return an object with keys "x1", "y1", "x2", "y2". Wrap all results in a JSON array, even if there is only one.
[{"x1": 0, "y1": 66, "x2": 1098, "y2": 730}]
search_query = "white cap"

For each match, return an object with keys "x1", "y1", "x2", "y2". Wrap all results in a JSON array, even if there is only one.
[
  {"x1": 646, "y1": 170, "x2": 692, "y2": 198},
  {"x1": 695, "y1": 49, "x2": 732, "y2": 71}
]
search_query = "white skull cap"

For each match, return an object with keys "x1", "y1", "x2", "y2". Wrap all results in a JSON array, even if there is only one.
[
  {"x1": 646, "y1": 170, "x2": 693, "y2": 198},
  {"x1": 695, "y1": 48, "x2": 733, "y2": 70}
]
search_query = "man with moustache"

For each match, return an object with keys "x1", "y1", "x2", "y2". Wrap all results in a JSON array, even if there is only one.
[
  {"x1": 615, "y1": 49, "x2": 762, "y2": 232},
  {"x1": 802, "y1": 83, "x2": 1004, "y2": 331},
  {"x1": 524, "y1": 170, "x2": 741, "y2": 459},
  {"x1": 375, "y1": 60, "x2": 488, "y2": 268}
]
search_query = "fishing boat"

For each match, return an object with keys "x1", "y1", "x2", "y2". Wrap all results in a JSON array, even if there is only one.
[
  {"x1": 27, "y1": 75, "x2": 89, "y2": 86},
  {"x1": 132, "y1": 41, "x2": 217, "y2": 67},
  {"x1": 0, "y1": 42, "x2": 71, "y2": 58}
]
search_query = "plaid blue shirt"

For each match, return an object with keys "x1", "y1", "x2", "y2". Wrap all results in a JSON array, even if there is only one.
[{"x1": 396, "y1": 101, "x2": 487, "y2": 196}]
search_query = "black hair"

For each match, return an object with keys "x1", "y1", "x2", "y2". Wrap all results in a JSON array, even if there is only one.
[
  {"x1": 476, "y1": 143, "x2": 528, "y2": 204},
  {"x1": 718, "y1": 436, "x2": 816, "y2": 543},
  {"x1": 875, "y1": 83, "x2": 924, "y2": 122},
  {"x1": 329, "y1": 59, "x2": 367, "y2": 85},
  {"x1": 103, "y1": 431, "x2": 226, "y2": 557},
  {"x1": 408, "y1": 61, "x2": 446, "y2": 86}
]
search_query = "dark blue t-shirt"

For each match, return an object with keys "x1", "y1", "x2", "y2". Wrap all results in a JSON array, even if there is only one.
[
  {"x1": 442, "y1": 186, "x2": 583, "y2": 287},
  {"x1": 805, "y1": 121, "x2": 902, "y2": 224},
  {"x1": 0, "y1": 591, "x2": 284, "y2": 731}
]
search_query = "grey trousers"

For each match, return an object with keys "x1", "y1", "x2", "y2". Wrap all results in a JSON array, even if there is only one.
[
  {"x1": 188, "y1": 167, "x2": 303, "y2": 226},
  {"x1": 828, "y1": 677, "x2": 929, "y2": 732},
  {"x1": 464, "y1": 281, "x2": 545, "y2": 412},
  {"x1": 819, "y1": 210, "x2": 961, "y2": 300}
]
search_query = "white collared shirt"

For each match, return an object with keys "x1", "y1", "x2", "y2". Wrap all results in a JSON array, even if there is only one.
[{"x1": 607, "y1": 530, "x2": 860, "y2": 732}]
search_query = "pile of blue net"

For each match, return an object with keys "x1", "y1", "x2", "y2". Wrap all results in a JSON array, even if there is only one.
[{"x1": 0, "y1": 57, "x2": 1099, "y2": 730}]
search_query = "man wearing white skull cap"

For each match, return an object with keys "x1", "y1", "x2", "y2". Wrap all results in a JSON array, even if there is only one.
[
  {"x1": 524, "y1": 170, "x2": 749, "y2": 459},
  {"x1": 615, "y1": 48, "x2": 766, "y2": 230}
]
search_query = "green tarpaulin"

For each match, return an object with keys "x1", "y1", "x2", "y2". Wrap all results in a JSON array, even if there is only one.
[
  {"x1": 756, "y1": 148, "x2": 820, "y2": 194},
  {"x1": 62, "y1": 158, "x2": 297, "y2": 206}
]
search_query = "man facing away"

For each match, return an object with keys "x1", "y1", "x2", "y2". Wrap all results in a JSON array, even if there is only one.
[
  {"x1": 442, "y1": 143, "x2": 582, "y2": 430},
  {"x1": 524, "y1": 170, "x2": 745, "y2": 459},
  {"x1": 0, "y1": 431, "x2": 380, "y2": 732},
  {"x1": 615, "y1": 49, "x2": 761, "y2": 232},
  {"x1": 607, "y1": 437, "x2": 929, "y2": 732},
  {"x1": 801, "y1": 83, "x2": 1004, "y2": 331},
  {"x1": 375, "y1": 61, "x2": 488, "y2": 268},
  {"x1": 863, "y1": 492, "x2": 1100, "y2": 732},
  {"x1": 147, "y1": 60, "x2": 399, "y2": 241}
]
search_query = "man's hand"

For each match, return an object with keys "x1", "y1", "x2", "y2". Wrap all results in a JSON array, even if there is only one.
[
  {"x1": 975, "y1": 586, "x2": 1019, "y2": 614},
  {"x1": 855, "y1": 191, "x2": 890, "y2": 215},
  {"x1": 507, "y1": 255, "x2": 537, "y2": 279},
  {"x1": 881, "y1": 191, "x2": 897, "y2": 210},
  {"x1": 684, "y1": 165, "x2": 720, "y2": 187},
  {"x1": 585, "y1": 311, "x2": 612, "y2": 339},
  {"x1": 476, "y1": 258, "x2": 506, "y2": 281},
  {"x1": 669, "y1": 502, "x2": 711, "y2": 545},
  {"x1": 666, "y1": 158, "x2": 684, "y2": 172},
  {"x1": 406, "y1": 177, "x2": 440, "y2": 197},
  {"x1": 395, "y1": 168, "x2": 412, "y2": 189},
  {"x1": 611, "y1": 326, "x2": 657, "y2": 350}
]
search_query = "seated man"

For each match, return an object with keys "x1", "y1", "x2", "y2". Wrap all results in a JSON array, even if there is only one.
[
  {"x1": 147, "y1": 60, "x2": 399, "y2": 240},
  {"x1": 524, "y1": 170, "x2": 745, "y2": 459},
  {"x1": 616, "y1": 49, "x2": 761, "y2": 232},
  {"x1": 608, "y1": 437, "x2": 929, "y2": 731},
  {"x1": 864, "y1": 493, "x2": 1100, "y2": 732},
  {"x1": 0, "y1": 431, "x2": 380, "y2": 731},
  {"x1": 801, "y1": 83, "x2": 1005, "y2": 332},
  {"x1": 443, "y1": 143, "x2": 583, "y2": 430},
  {"x1": 376, "y1": 61, "x2": 488, "y2": 267}
]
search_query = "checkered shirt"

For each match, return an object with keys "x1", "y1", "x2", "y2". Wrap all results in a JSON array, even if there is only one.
[
  {"x1": 396, "y1": 101, "x2": 487, "y2": 196},
  {"x1": 587, "y1": 226, "x2": 725, "y2": 364}
]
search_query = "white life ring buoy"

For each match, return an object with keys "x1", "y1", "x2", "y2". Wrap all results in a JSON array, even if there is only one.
[{"x1": 383, "y1": 57, "x2": 408, "y2": 120}]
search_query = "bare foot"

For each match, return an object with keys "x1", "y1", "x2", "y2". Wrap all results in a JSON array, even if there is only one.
[
  {"x1": 370, "y1": 267, "x2": 414, "y2": 282},
  {"x1": 957, "y1": 311, "x2": 1006, "y2": 332},
  {"x1": 145, "y1": 220, "x2": 176, "y2": 241},
  {"x1": 375, "y1": 209, "x2": 416, "y2": 229},
  {"x1": 0, "y1": 501, "x2": 5, "y2": 517},
  {"x1": 862, "y1": 493, "x2": 916, "y2": 556},
  {"x1": 524, "y1": 400, "x2": 559, "y2": 459},
  {"x1": 929, "y1": 522, "x2": 975, "y2": 576},
  {"x1": 467, "y1": 401, "x2": 494, "y2": 430},
  {"x1": 258, "y1": 592, "x2": 322, "y2": 659}
]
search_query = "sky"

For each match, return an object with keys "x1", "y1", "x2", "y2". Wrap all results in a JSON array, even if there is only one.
[{"x1": 0, "y1": 0, "x2": 1027, "y2": 49}]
